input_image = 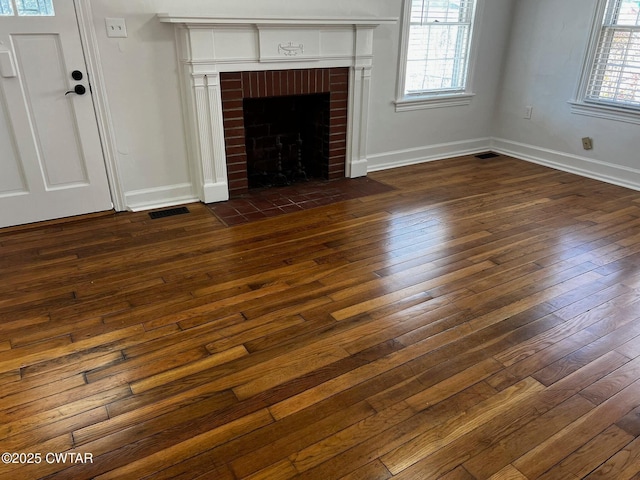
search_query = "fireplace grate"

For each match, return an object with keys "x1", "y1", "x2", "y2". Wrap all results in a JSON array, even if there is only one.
[{"x1": 148, "y1": 207, "x2": 190, "y2": 220}]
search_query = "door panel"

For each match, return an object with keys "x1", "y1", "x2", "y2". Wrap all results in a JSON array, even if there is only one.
[
  {"x1": 13, "y1": 33, "x2": 89, "y2": 187},
  {"x1": 0, "y1": 0, "x2": 112, "y2": 228},
  {"x1": 0, "y1": 86, "x2": 26, "y2": 195}
]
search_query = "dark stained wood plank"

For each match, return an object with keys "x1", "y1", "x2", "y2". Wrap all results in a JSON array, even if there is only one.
[
  {"x1": 337, "y1": 460, "x2": 392, "y2": 480},
  {"x1": 463, "y1": 394, "x2": 594, "y2": 478},
  {"x1": 294, "y1": 382, "x2": 498, "y2": 480},
  {"x1": 486, "y1": 465, "x2": 530, "y2": 480},
  {"x1": 436, "y1": 465, "x2": 476, "y2": 480},
  {"x1": 88, "y1": 409, "x2": 274, "y2": 480},
  {"x1": 583, "y1": 435, "x2": 640, "y2": 479},
  {"x1": 379, "y1": 378, "x2": 545, "y2": 475},
  {"x1": 532, "y1": 322, "x2": 640, "y2": 386},
  {"x1": 381, "y1": 353, "x2": 620, "y2": 479},
  {"x1": 1, "y1": 156, "x2": 639, "y2": 479},
  {"x1": 581, "y1": 355, "x2": 640, "y2": 405},
  {"x1": 513, "y1": 380, "x2": 640, "y2": 479},
  {"x1": 487, "y1": 329, "x2": 599, "y2": 391},
  {"x1": 228, "y1": 401, "x2": 376, "y2": 478},
  {"x1": 537, "y1": 425, "x2": 634, "y2": 480},
  {"x1": 72, "y1": 389, "x2": 238, "y2": 447}
]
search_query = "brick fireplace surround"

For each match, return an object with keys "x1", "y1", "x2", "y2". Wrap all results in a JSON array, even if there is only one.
[
  {"x1": 221, "y1": 68, "x2": 349, "y2": 196},
  {"x1": 158, "y1": 14, "x2": 396, "y2": 203}
]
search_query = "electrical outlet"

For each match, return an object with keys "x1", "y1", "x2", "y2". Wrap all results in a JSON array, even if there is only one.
[
  {"x1": 582, "y1": 137, "x2": 593, "y2": 150},
  {"x1": 524, "y1": 105, "x2": 533, "y2": 119},
  {"x1": 105, "y1": 18, "x2": 127, "y2": 38}
]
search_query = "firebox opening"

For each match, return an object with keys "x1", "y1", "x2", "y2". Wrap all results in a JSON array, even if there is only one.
[{"x1": 243, "y1": 93, "x2": 330, "y2": 189}]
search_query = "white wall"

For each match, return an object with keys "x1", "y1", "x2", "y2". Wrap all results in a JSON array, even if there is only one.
[
  {"x1": 368, "y1": 0, "x2": 514, "y2": 171},
  {"x1": 492, "y1": 0, "x2": 640, "y2": 190},
  {"x1": 88, "y1": 0, "x2": 514, "y2": 210}
]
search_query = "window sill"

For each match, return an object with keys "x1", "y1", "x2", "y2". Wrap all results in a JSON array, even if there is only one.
[
  {"x1": 569, "y1": 100, "x2": 640, "y2": 126},
  {"x1": 395, "y1": 92, "x2": 475, "y2": 112}
]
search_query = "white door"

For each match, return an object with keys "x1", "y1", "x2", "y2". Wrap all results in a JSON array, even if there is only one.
[{"x1": 0, "y1": 0, "x2": 112, "y2": 228}]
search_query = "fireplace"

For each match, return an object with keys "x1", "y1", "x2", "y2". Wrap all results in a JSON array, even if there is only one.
[
  {"x1": 158, "y1": 14, "x2": 396, "y2": 203},
  {"x1": 221, "y1": 68, "x2": 348, "y2": 195},
  {"x1": 243, "y1": 93, "x2": 329, "y2": 189}
]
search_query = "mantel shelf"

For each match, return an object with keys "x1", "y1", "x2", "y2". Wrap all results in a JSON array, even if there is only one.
[{"x1": 157, "y1": 14, "x2": 397, "y2": 27}]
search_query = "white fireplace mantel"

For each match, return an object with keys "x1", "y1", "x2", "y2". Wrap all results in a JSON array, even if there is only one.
[
  {"x1": 158, "y1": 14, "x2": 396, "y2": 203},
  {"x1": 157, "y1": 15, "x2": 396, "y2": 26}
]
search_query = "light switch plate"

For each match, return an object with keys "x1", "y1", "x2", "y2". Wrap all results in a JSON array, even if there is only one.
[{"x1": 105, "y1": 18, "x2": 127, "y2": 38}]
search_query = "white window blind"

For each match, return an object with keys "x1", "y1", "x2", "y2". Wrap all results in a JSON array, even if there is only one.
[
  {"x1": 405, "y1": 0, "x2": 476, "y2": 96},
  {"x1": 586, "y1": 0, "x2": 640, "y2": 109}
]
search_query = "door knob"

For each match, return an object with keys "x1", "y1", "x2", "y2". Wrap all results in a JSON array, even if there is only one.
[
  {"x1": 71, "y1": 70, "x2": 83, "y2": 81},
  {"x1": 65, "y1": 85, "x2": 86, "y2": 96}
]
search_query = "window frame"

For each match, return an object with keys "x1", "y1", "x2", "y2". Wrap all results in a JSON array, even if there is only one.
[
  {"x1": 571, "y1": 0, "x2": 640, "y2": 125},
  {"x1": 395, "y1": 0, "x2": 482, "y2": 112}
]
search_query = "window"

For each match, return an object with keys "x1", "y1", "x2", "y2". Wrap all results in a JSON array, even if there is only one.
[
  {"x1": 0, "y1": 0, "x2": 13, "y2": 16},
  {"x1": 572, "y1": 0, "x2": 640, "y2": 123},
  {"x1": 0, "y1": 0, "x2": 54, "y2": 16},
  {"x1": 396, "y1": 0, "x2": 479, "y2": 111}
]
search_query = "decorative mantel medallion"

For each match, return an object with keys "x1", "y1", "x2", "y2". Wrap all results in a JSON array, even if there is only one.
[{"x1": 278, "y1": 42, "x2": 304, "y2": 57}]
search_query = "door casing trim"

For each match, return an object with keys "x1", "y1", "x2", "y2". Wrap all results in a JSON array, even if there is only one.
[{"x1": 73, "y1": 0, "x2": 125, "y2": 211}]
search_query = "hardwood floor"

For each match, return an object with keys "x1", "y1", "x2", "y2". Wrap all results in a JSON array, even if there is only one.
[{"x1": 2, "y1": 154, "x2": 640, "y2": 479}]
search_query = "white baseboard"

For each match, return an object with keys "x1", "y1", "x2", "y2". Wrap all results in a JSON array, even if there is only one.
[
  {"x1": 124, "y1": 138, "x2": 640, "y2": 212},
  {"x1": 125, "y1": 183, "x2": 199, "y2": 212},
  {"x1": 491, "y1": 137, "x2": 640, "y2": 192},
  {"x1": 367, "y1": 137, "x2": 492, "y2": 172}
]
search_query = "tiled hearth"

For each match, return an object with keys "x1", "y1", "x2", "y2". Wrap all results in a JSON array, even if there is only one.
[{"x1": 208, "y1": 177, "x2": 394, "y2": 226}]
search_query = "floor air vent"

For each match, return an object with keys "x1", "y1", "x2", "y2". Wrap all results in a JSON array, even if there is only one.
[
  {"x1": 148, "y1": 206, "x2": 190, "y2": 219},
  {"x1": 475, "y1": 152, "x2": 500, "y2": 159}
]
